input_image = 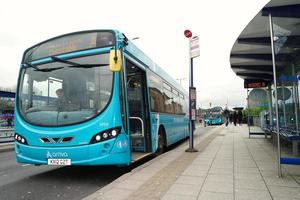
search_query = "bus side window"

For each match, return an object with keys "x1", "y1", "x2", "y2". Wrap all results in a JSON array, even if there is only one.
[{"x1": 148, "y1": 70, "x2": 165, "y2": 113}]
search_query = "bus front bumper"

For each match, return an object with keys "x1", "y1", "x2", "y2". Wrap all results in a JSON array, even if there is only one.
[{"x1": 15, "y1": 137, "x2": 130, "y2": 166}]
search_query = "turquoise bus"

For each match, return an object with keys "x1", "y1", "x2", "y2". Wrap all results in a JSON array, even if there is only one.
[
  {"x1": 204, "y1": 115, "x2": 223, "y2": 126},
  {"x1": 14, "y1": 30, "x2": 189, "y2": 166},
  {"x1": 204, "y1": 107, "x2": 223, "y2": 126}
]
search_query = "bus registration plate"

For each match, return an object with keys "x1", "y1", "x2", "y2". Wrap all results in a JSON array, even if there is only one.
[{"x1": 48, "y1": 159, "x2": 71, "y2": 166}]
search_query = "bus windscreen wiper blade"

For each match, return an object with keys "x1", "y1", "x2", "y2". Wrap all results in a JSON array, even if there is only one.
[
  {"x1": 51, "y1": 56, "x2": 108, "y2": 68},
  {"x1": 24, "y1": 62, "x2": 40, "y2": 71},
  {"x1": 34, "y1": 67, "x2": 64, "y2": 72},
  {"x1": 23, "y1": 62, "x2": 63, "y2": 72}
]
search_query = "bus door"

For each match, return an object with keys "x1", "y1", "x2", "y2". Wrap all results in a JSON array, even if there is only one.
[{"x1": 125, "y1": 59, "x2": 151, "y2": 161}]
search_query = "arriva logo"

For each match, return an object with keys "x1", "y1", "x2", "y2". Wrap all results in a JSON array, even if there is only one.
[
  {"x1": 46, "y1": 151, "x2": 68, "y2": 158},
  {"x1": 117, "y1": 140, "x2": 128, "y2": 149}
]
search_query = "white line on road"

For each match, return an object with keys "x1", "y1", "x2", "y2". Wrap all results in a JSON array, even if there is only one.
[{"x1": 22, "y1": 164, "x2": 31, "y2": 167}]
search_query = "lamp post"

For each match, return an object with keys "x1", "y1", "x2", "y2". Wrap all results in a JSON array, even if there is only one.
[{"x1": 176, "y1": 78, "x2": 186, "y2": 86}]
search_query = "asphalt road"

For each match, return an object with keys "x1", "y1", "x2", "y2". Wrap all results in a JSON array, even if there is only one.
[
  {"x1": 0, "y1": 150, "x2": 131, "y2": 200},
  {"x1": 0, "y1": 125, "x2": 213, "y2": 200}
]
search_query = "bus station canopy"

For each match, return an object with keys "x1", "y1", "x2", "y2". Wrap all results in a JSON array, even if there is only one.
[{"x1": 230, "y1": 0, "x2": 300, "y2": 86}]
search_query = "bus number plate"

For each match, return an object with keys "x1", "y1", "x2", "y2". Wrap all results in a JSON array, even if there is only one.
[{"x1": 48, "y1": 159, "x2": 71, "y2": 166}]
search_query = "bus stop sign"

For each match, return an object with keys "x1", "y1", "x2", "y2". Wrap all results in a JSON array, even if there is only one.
[{"x1": 184, "y1": 30, "x2": 192, "y2": 38}]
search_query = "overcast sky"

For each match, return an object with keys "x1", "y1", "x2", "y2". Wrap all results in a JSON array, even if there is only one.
[{"x1": 0, "y1": 0, "x2": 270, "y2": 109}]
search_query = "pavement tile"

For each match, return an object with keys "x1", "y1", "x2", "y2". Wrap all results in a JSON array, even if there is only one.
[
  {"x1": 114, "y1": 179, "x2": 144, "y2": 190},
  {"x1": 197, "y1": 154, "x2": 216, "y2": 159},
  {"x1": 234, "y1": 159, "x2": 254, "y2": 163},
  {"x1": 264, "y1": 175, "x2": 300, "y2": 187},
  {"x1": 166, "y1": 183, "x2": 200, "y2": 196},
  {"x1": 295, "y1": 175, "x2": 300, "y2": 183},
  {"x1": 234, "y1": 173, "x2": 263, "y2": 181},
  {"x1": 211, "y1": 163, "x2": 233, "y2": 169},
  {"x1": 272, "y1": 196, "x2": 300, "y2": 200},
  {"x1": 215, "y1": 156, "x2": 233, "y2": 161},
  {"x1": 234, "y1": 167, "x2": 260, "y2": 174},
  {"x1": 254, "y1": 157, "x2": 274, "y2": 162},
  {"x1": 235, "y1": 188, "x2": 272, "y2": 200},
  {"x1": 268, "y1": 185, "x2": 300, "y2": 199},
  {"x1": 188, "y1": 164, "x2": 211, "y2": 171},
  {"x1": 234, "y1": 162, "x2": 256, "y2": 168},
  {"x1": 99, "y1": 188, "x2": 132, "y2": 200},
  {"x1": 162, "y1": 193, "x2": 197, "y2": 200},
  {"x1": 234, "y1": 158, "x2": 253, "y2": 162},
  {"x1": 138, "y1": 166, "x2": 161, "y2": 174},
  {"x1": 256, "y1": 161, "x2": 277, "y2": 166},
  {"x1": 283, "y1": 165, "x2": 300, "y2": 176},
  {"x1": 128, "y1": 171, "x2": 155, "y2": 181},
  {"x1": 193, "y1": 156, "x2": 214, "y2": 161},
  {"x1": 201, "y1": 180, "x2": 233, "y2": 194},
  {"x1": 213, "y1": 159, "x2": 233, "y2": 164},
  {"x1": 257, "y1": 164, "x2": 279, "y2": 171},
  {"x1": 209, "y1": 167, "x2": 233, "y2": 175},
  {"x1": 260, "y1": 170, "x2": 283, "y2": 177},
  {"x1": 182, "y1": 168, "x2": 208, "y2": 177},
  {"x1": 175, "y1": 175, "x2": 205, "y2": 186},
  {"x1": 206, "y1": 174, "x2": 233, "y2": 183},
  {"x1": 235, "y1": 178, "x2": 268, "y2": 190},
  {"x1": 197, "y1": 191, "x2": 233, "y2": 200}
]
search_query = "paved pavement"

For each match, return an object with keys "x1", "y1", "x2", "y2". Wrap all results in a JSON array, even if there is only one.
[{"x1": 84, "y1": 125, "x2": 300, "y2": 200}]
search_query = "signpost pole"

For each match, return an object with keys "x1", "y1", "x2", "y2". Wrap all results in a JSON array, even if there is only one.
[{"x1": 184, "y1": 30, "x2": 198, "y2": 153}]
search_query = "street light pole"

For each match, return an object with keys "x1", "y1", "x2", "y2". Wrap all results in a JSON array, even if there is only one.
[{"x1": 176, "y1": 78, "x2": 186, "y2": 86}]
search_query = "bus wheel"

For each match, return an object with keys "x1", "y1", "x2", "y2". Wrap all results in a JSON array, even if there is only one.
[{"x1": 155, "y1": 129, "x2": 166, "y2": 156}]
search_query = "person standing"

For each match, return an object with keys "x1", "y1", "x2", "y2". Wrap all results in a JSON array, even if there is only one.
[
  {"x1": 224, "y1": 108, "x2": 230, "y2": 127},
  {"x1": 238, "y1": 110, "x2": 243, "y2": 126},
  {"x1": 233, "y1": 110, "x2": 238, "y2": 126}
]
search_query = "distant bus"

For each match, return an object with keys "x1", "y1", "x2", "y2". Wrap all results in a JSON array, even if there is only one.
[
  {"x1": 204, "y1": 115, "x2": 223, "y2": 125},
  {"x1": 15, "y1": 30, "x2": 189, "y2": 166},
  {"x1": 204, "y1": 106, "x2": 223, "y2": 126}
]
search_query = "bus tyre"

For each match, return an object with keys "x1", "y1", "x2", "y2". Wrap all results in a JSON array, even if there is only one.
[{"x1": 155, "y1": 130, "x2": 166, "y2": 156}]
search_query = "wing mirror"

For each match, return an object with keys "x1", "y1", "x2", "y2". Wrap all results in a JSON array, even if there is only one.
[{"x1": 109, "y1": 49, "x2": 122, "y2": 72}]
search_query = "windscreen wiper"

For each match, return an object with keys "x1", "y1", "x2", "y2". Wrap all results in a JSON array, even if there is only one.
[
  {"x1": 23, "y1": 62, "x2": 40, "y2": 70},
  {"x1": 35, "y1": 67, "x2": 64, "y2": 72},
  {"x1": 51, "y1": 56, "x2": 109, "y2": 68},
  {"x1": 23, "y1": 62, "x2": 63, "y2": 72}
]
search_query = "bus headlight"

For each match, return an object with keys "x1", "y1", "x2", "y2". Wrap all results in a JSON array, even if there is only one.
[
  {"x1": 14, "y1": 133, "x2": 28, "y2": 145},
  {"x1": 111, "y1": 130, "x2": 117, "y2": 137},
  {"x1": 95, "y1": 135, "x2": 101, "y2": 141},
  {"x1": 90, "y1": 127, "x2": 121, "y2": 144},
  {"x1": 102, "y1": 132, "x2": 109, "y2": 139}
]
